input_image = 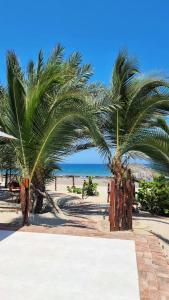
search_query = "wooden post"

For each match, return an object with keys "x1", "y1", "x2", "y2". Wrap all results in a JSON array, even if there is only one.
[
  {"x1": 55, "y1": 176, "x2": 57, "y2": 191},
  {"x1": 109, "y1": 179, "x2": 116, "y2": 231},
  {"x1": 107, "y1": 183, "x2": 110, "y2": 203},
  {"x1": 72, "y1": 176, "x2": 75, "y2": 187},
  {"x1": 5, "y1": 169, "x2": 8, "y2": 188}
]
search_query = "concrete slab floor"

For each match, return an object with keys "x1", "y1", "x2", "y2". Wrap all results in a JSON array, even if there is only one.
[{"x1": 0, "y1": 230, "x2": 140, "y2": 300}]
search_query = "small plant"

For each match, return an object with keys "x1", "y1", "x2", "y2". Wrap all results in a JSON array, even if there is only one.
[
  {"x1": 72, "y1": 186, "x2": 76, "y2": 193},
  {"x1": 67, "y1": 186, "x2": 72, "y2": 192},
  {"x1": 137, "y1": 175, "x2": 169, "y2": 215},
  {"x1": 76, "y1": 187, "x2": 82, "y2": 194},
  {"x1": 67, "y1": 177, "x2": 99, "y2": 197},
  {"x1": 82, "y1": 176, "x2": 99, "y2": 196},
  {"x1": 67, "y1": 185, "x2": 82, "y2": 194}
]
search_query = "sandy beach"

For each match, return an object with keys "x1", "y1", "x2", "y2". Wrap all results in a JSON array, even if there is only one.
[{"x1": 0, "y1": 175, "x2": 169, "y2": 258}]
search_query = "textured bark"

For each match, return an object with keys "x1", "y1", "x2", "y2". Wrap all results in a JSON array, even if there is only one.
[
  {"x1": 109, "y1": 159, "x2": 135, "y2": 231},
  {"x1": 34, "y1": 193, "x2": 43, "y2": 213},
  {"x1": 33, "y1": 171, "x2": 45, "y2": 214},
  {"x1": 20, "y1": 179, "x2": 30, "y2": 226}
]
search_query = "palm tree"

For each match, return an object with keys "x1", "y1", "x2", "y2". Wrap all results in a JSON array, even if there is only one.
[
  {"x1": 101, "y1": 51, "x2": 169, "y2": 229},
  {"x1": 75, "y1": 51, "x2": 169, "y2": 173},
  {"x1": 74, "y1": 51, "x2": 169, "y2": 230},
  {"x1": 0, "y1": 44, "x2": 109, "y2": 220},
  {"x1": 101, "y1": 52, "x2": 168, "y2": 165}
]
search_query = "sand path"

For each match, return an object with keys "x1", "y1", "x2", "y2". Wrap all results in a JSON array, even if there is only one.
[{"x1": 0, "y1": 179, "x2": 169, "y2": 257}]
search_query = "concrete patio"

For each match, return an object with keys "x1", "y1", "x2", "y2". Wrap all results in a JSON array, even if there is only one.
[{"x1": 0, "y1": 230, "x2": 140, "y2": 300}]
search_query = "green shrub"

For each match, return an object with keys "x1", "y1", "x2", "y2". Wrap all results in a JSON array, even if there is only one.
[
  {"x1": 72, "y1": 186, "x2": 77, "y2": 193},
  {"x1": 67, "y1": 186, "x2": 72, "y2": 193},
  {"x1": 76, "y1": 188, "x2": 82, "y2": 194},
  {"x1": 67, "y1": 185, "x2": 82, "y2": 194},
  {"x1": 137, "y1": 176, "x2": 169, "y2": 215},
  {"x1": 67, "y1": 177, "x2": 99, "y2": 197},
  {"x1": 82, "y1": 176, "x2": 99, "y2": 196}
]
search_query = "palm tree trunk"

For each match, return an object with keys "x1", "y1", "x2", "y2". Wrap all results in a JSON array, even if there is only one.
[
  {"x1": 33, "y1": 171, "x2": 45, "y2": 214},
  {"x1": 20, "y1": 178, "x2": 30, "y2": 226},
  {"x1": 34, "y1": 191, "x2": 44, "y2": 213},
  {"x1": 109, "y1": 158, "x2": 134, "y2": 231}
]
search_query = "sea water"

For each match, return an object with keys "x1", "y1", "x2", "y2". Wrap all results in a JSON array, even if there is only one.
[{"x1": 55, "y1": 164, "x2": 111, "y2": 177}]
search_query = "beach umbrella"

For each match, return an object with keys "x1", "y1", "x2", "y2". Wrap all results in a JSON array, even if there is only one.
[{"x1": 0, "y1": 130, "x2": 17, "y2": 140}]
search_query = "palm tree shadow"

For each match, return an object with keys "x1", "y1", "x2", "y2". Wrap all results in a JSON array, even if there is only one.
[
  {"x1": 0, "y1": 213, "x2": 96, "y2": 231},
  {"x1": 133, "y1": 213, "x2": 169, "y2": 226},
  {"x1": 150, "y1": 231, "x2": 169, "y2": 246},
  {"x1": 0, "y1": 189, "x2": 19, "y2": 205},
  {"x1": 0, "y1": 213, "x2": 23, "y2": 233},
  {"x1": 58, "y1": 196, "x2": 108, "y2": 217},
  {"x1": 30, "y1": 215, "x2": 95, "y2": 230}
]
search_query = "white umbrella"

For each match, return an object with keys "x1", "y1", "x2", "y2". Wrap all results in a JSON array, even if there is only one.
[{"x1": 0, "y1": 130, "x2": 17, "y2": 140}]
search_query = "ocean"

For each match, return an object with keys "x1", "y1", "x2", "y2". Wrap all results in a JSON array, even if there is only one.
[
  {"x1": 56, "y1": 164, "x2": 111, "y2": 177},
  {"x1": 2, "y1": 162, "x2": 155, "y2": 178}
]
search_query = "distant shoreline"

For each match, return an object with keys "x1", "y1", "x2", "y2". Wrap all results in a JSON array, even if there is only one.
[
  {"x1": 56, "y1": 163, "x2": 111, "y2": 177},
  {"x1": 0, "y1": 162, "x2": 159, "y2": 180},
  {"x1": 54, "y1": 175, "x2": 112, "y2": 179},
  {"x1": 56, "y1": 163, "x2": 158, "y2": 179}
]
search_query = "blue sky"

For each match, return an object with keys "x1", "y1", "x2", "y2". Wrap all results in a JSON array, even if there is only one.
[{"x1": 0, "y1": 0, "x2": 169, "y2": 163}]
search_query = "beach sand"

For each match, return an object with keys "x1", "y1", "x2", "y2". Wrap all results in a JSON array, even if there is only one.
[{"x1": 0, "y1": 176, "x2": 169, "y2": 257}]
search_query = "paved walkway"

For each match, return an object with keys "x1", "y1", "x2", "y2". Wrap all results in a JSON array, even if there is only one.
[
  {"x1": 0, "y1": 192, "x2": 169, "y2": 299},
  {"x1": 133, "y1": 212, "x2": 169, "y2": 258},
  {"x1": 0, "y1": 230, "x2": 139, "y2": 300},
  {"x1": 1, "y1": 226, "x2": 169, "y2": 299}
]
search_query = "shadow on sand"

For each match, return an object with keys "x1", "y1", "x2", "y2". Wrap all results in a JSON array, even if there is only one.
[
  {"x1": 30, "y1": 214, "x2": 95, "y2": 230},
  {"x1": 0, "y1": 192, "x2": 107, "y2": 236},
  {"x1": 150, "y1": 231, "x2": 169, "y2": 246},
  {"x1": 0, "y1": 209, "x2": 96, "y2": 234},
  {"x1": 133, "y1": 211, "x2": 169, "y2": 226},
  {"x1": 57, "y1": 195, "x2": 108, "y2": 217}
]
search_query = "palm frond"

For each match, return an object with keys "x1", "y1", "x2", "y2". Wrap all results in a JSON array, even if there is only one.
[{"x1": 0, "y1": 45, "x2": 109, "y2": 183}]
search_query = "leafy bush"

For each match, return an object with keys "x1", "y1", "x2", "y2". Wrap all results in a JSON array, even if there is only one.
[
  {"x1": 75, "y1": 187, "x2": 82, "y2": 194},
  {"x1": 137, "y1": 176, "x2": 169, "y2": 215},
  {"x1": 67, "y1": 176, "x2": 99, "y2": 197},
  {"x1": 82, "y1": 176, "x2": 99, "y2": 196},
  {"x1": 67, "y1": 186, "x2": 73, "y2": 193},
  {"x1": 67, "y1": 186, "x2": 82, "y2": 194}
]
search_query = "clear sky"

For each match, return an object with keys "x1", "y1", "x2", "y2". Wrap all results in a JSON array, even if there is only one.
[{"x1": 0, "y1": 0, "x2": 169, "y2": 163}]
